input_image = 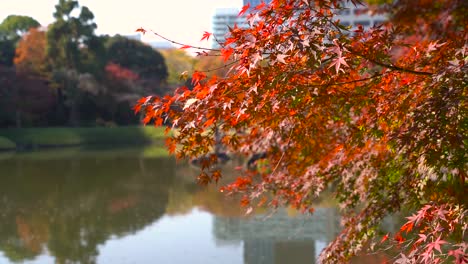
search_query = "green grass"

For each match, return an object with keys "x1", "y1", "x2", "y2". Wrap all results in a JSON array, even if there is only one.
[
  {"x1": 0, "y1": 136, "x2": 16, "y2": 150},
  {"x1": 7, "y1": 145, "x2": 170, "y2": 160},
  {"x1": 0, "y1": 126, "x2": 169, "y2": 149}
]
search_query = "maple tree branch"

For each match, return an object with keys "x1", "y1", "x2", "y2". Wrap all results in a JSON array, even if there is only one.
[
  {"x1": 349, "y1": 49, "x2": 433, "y2": 76},
  {"x1": 149, "y1": 30, "x2": 220, "y2": 52},
  {"x1": 328, "y1": 72, "x2": 386, "y2": 86},
  {"x1": 212, "y1": 33, "x2": 226, "y2": 50},
  {"x1": 198, "y1": 59, "x2": 240, "y2": 74},
  {"x1": 271, "y1": 129, "x2": 294, "y2": 175},
  {"x1": 365, "y1": 57, "x2": 432, "y2": 76}
]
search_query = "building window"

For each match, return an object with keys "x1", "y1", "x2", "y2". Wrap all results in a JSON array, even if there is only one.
[
  {"x1": 338, "y1": 9, "x2": 350, "y2": 16},
  {"x1": 354, "y1": 20, "x2": 370, "y2": 26},
  {"x1": 373, "y1": 20, "x2": 386, "y2": 26},
  {"x1": 354, "y1": 8, "x2": 368, "y2": 15}
]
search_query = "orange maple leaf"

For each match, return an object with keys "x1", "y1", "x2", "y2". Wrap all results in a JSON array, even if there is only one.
[
  {"x1": 203, "y1": 117, "x2": 215, "y2": 127},
  {"x1": 135, "y1": 27, "x2": 146, "y2": 35}
]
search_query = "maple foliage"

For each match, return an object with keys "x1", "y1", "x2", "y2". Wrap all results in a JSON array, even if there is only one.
[
  {"x1": 385, "y1": 203, "x2": 467, "y2": 264},
  {"x1": 105, "y1": 62, "x2": 139, "y2": 81},
  {"x1": 136, "y1": 0, "x2": 467, "y2": 262},
  {"x1": 14, "y1": 27, "x2": 48, "y2": 76},
  {"x1": 195, "y1": 52, "x2": 236, "y2": 79}
]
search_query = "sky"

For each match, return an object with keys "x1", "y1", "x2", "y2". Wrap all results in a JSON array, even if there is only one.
[{"x1": 0, "y1": 0, "x2": 243, "y2": 50}]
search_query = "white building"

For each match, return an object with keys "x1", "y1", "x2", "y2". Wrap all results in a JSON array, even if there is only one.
[
  {"x1": 124, "y1": 34, "x2": 142, "y2": 42},
  {"x1": 212, "y1": 8, "x2": 248, "y2": 49},
  {"x1": 211, "y1": 1, "x2": 387, "y2": 48},
  {"x1": 334, "y1": 2, "x2": 387, "y2": 30},
  {"x1": 149, "y1": 41, "x2": 174, "y2": 50}
]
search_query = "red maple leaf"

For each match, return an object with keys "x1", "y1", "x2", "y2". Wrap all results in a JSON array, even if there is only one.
[
  {"x1": 425, "y1": 235, "x2": 447, "y2": 254},
  {"x1": 254, "y1": 1, "x2": 266, "y2": 10},
  {"x1": 221, "y1": 47, "x2": 234, "y2": 62},
  {"x1": 201, "y1": 31, "x2": 211, "y2": 41},
  {"x1": 238, "y1": 3, "x2": 250, "y2": 17},
  {"x1": 380, "y1": 233, "x2": 389, "y2": 243},
  {"x1": 191, "y1": 71, "x2": 207, "y2": 84}
]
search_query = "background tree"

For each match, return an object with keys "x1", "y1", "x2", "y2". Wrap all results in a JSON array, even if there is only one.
[
  {"x1": 101, "y1": 35, "x2": 169, "y2": 124},
  {"x1": 0, "y1": 26, "x2": 52, "y2": 128},
  {"x1": 106, "y1": 35, "x2": 168, "y2": 91},
  {"x1": 137, "y1": 0, "x2": 467, "y2": 262},
  {"x1": 195, "y1": 51, "x2": 236, "y2": 78},
  {"x1": 0, "y1": 38, "x2": 15, "y2": 67},
  {"x1": 97, "y1": 62, "x2": 141, "y2": 125},
  {"x1": 0, "y1": 66, "x2": 54, "y2": 128},
  {"x1": 46, "y1": 0, "x2": 99, "y2": 126},
  {"x1": 160, "y1": 49, "x2": 195, "y2": 87},
  {"x1": 0, "y1": 15, "x2": 40, "y2": 42}
]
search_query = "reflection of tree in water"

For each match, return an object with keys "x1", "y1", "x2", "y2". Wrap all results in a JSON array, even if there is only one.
[
  {"x1": 0, "y1": 155, "x2": 175, "y2": 263},
  {"x1": 166, "y1": 157, "x2": 245, "y2": 218},
  {"x1": 213, "y1": 208, "x2": 341, "y2": 264}
]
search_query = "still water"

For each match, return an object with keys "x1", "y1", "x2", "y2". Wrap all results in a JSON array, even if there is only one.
[{"x1": 0, "y1": 147, "x2": 356, "y2": 264}]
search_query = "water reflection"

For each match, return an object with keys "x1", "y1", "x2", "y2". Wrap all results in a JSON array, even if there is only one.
[
  {"x1": 0, "y1": 147, "x2": 341, "y2": 264},
  {"x1": 214, "y1": 208, "x2": 340, "y2": 264}
]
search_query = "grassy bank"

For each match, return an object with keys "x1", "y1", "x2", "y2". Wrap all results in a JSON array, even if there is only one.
[{"x1": 0, "y1": 126, "x2": 169, "y2": 150}]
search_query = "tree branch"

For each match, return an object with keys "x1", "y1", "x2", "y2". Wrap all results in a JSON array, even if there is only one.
[
  {"x1": 149, "y1": 30, "x2": 221, "y2": 52},
  {"x1": 349, "y1": 49, "x2": 433, "y2": 76},
  {"x1": 198, "y1": 60, "x2": 240, "y2": 74}
]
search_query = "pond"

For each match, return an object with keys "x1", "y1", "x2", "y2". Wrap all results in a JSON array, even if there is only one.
[{"x1": 0, "y1": 147, "x2": 390, "y2": 264}]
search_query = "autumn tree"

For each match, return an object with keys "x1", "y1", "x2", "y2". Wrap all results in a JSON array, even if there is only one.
[
  {"x1": 0, "y1": 27, "x2": 53, "y2": 128},
  {"x1": 195, "y1": 51, "x2": 236, "y2": 79},
  {"x1": 0, "y1": 65, "x2": 54, "y2": 128},
  {"x1": 160, "y1": 49, "x2": 195, "y2": 86},
  {"x1": 89, "y1": 35, "x2": 168, "y2": 124},
  {"x1": 137, "y1": 0, "x2": 467, "y2": 262},
  {"x1": 97, "y1": 62, "x2": 140, "y2": 124},
  {"x1": 14, "y1": 28, "x2": 48, "y2": 77}
]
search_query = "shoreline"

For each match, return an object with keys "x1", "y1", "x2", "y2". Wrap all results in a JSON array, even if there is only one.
[{"x1": 0, "y1": 126, "x2": 168, "y2": 152}]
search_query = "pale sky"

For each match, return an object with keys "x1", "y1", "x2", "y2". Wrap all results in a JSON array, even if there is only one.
[{"x1": 0, "y1": 0, "x2": 242, "y2": 49}]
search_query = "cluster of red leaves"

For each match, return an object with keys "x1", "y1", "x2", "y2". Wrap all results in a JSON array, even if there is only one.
[
  {"x1": 105, "y1": 62, "x2": 139, "y2": 81},
  {"x1": 136, "y1": 0, "x2": 467, "y2": 262},
  {"x1": 382, "y1": 203, "x2": 467, "y2": 264}
]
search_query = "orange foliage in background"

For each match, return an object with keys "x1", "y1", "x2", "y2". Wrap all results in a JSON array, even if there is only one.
[{"x1": 14, "y1": 28, "x2": 47, "y2": 76}]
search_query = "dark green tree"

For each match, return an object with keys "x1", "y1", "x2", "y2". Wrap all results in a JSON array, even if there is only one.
[
  {"x1": 106, "y1": 35, "x2": 168, "y2": 84},
  {"x1": 0, "y1": 15, "x2": 40, "y2": 40},
  {"x1": 0, "y1": 15, "x2": 40, "y2": 66},
  {"x1": 0, "y1": 39, "x2": 15, "y2": 67},
  {"x1": 92, "y1": 35, "x2": 169, "y2": 125},
  {"x1": 46, "y1": 0, "x2": 99, "y2": 126},
  {"x1": 47, "y1": 0, "x2": 96, "y2": 71}
]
